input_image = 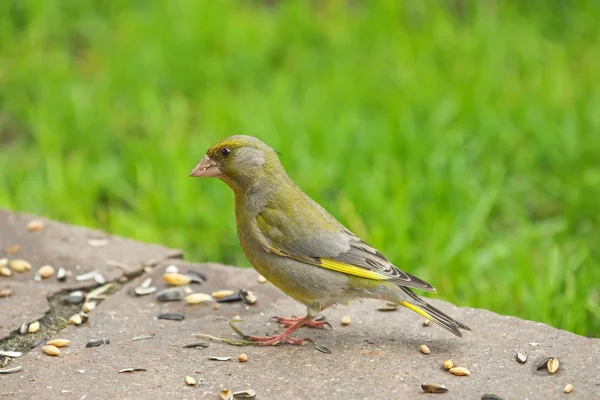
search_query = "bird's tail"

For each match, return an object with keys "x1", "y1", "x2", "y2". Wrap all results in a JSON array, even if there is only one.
[{"x1": 399, "y1": 288, "x2": 471, "y2": 338}]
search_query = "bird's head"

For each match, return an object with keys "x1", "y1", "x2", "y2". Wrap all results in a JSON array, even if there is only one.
[{"x1": 190, "y1": 135, "x2": 284, "y2": 192}]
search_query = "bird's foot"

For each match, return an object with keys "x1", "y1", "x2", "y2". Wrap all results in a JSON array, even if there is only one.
[{"x1": 269, "y1": 315, "x2": 332, "y2": 329}]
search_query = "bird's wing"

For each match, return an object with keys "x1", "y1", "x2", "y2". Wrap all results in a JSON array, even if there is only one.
[{"x1": 256, "y1": 207, "x2": 436, "y2": 293}]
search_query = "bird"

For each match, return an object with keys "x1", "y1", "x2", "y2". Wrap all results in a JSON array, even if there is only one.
[{"x1": 190, "y1": 135, "x2": 470, "y2": 346}]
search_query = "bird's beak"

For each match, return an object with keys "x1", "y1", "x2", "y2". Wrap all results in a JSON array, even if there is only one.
[{"x1": 189, "y1": 155, "x2": 221, "y2": 178}]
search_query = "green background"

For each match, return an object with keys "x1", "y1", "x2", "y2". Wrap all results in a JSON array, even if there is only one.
[{"x1": 1, "y1": 1, "x2": 598, "y2": 337}]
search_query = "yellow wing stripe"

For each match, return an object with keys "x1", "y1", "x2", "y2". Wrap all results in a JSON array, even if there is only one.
[
  {"x1": 319, "y1": 258, "x2": 389, "y2": 280},
  {"x1": 400, "y1": 301, "x2": 434, "y2": 321}
]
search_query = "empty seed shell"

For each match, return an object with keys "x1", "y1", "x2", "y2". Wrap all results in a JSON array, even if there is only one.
[
  {"x1": 341, "y1": 316, "x2": 351, "y2": 326},
  {"x1": 220, "y1": 389, "x2": 232, "y2": 400},
  {"x1": 238, "y1": 353, "x2": 248, "y2": 362},
  {"x1": 140, "y1": 278, "x2": 152, "y2": 289},
  {"x1": 157, "y1": 313, "x2": 184, "y2": 321},
  {"x1": 131, "y1": 334, "x2": 155, "y2": 341},
  {"x1": 377, "y1": 303, "x2": 399, "y2": 311},
  {"x1": 28, "y1": 321, "x2": 40, "y2": 333},
  {"x1": 443, "y1": 360, "x2": 454, "y2": 370},
  {"x1": 155, "y1": 288, "x2": 184, "y2": 302},
  {"x1": 165, "y1": 265, "x2": 179, "y2": 274},
  {"x1": 216, "y1": 292, "x2": 242, "y2": 303},
  {"x1": 4, "y1": 245, "x2": 20, "y2": 255},
  {"x1": 564, "y1": 384, "x2": 574, "y2": 393},
  {"x1": 536, "y1": 357, "x2": 553, "y2": 371},
  {"x1": 94, "y1": 273, "x2": 106, "y2": 285},
  {"x1": 56, "y1": 268, "x2": 67, "y2": 281},
  {"x1": 82, "y1": 301, "x2": 96, "y2": 313},
  {"x1": 257, "y1": 275, "x2": 267, "y2": 283},
  {"x1": 547, "y1": 357, "x2": 559, "y2": 374},
  {"x1": 163, "y1": 273, "x2": 191, "y2": 286},
  {"x1": 38, "y1": 265, "x2": 54, "y2": 279},
  {"x1": 211, "y1": 290, "x2": 235, "y2": 299},
  {"x1": 423, "y1": 319, "x2": 431, "y2": 327},
  {"x1": 134, "y1": 286, "x2": 157, "y2": 296},
  {"x1": 240, "y1": 290, "x2": 257, "y2": 305},
  {"x1": 9, "y1": 259, "x2": 31, "y2": 273},
  {"x1": 75, "y1": 270, "x2": 97, "y2": 281},
  {"x1": 68, "y1": 314, "x2": 83, "y2": 325},
  {"x1": 31, "y1": 338, "x2": 46, "y2": 348},
  {"x1": 19, "y1": 323, "x2": 29, "y2": 335},
  {"x1": 27, "y1": 219, "x2": 44, "y2": 232},
  {"x1": 183, "y1": 342, "x2": 209, "y2": 349},
  {"x1": 0, "y1": 365, "x2": 23, "y2": 374},
  {"x1": 419, "y1": 344, "x2": 430, "y2": 355},
  {"x1": 449, "y1": 367, "x2": 471, "y2": 376},
  {"x1": 209, "y1": 356, "x2": 231, "y2": 361},
  {"x1": 86, "y1": 338, "x2": 109, "y2": 348},
  {"x1": 185, "y1": 293, "x2": 214, "y2": 305},
  {"x1": 185, "y1": 376, "x2": 196, "y2": 386},
  {"x1": 87, "y1": 238, "x2": 109, "y2": 247},
  {"x1": 0, "y1": 350, "x2": 22, "y2": 358},
  {"x1": 421, "y1": 383, "x2": 448, "y2": 394},
  {"x1": 118, "y1": 368, "x2": 147, "y2": 373},
  {"x1": 481, "y1": 395, "x2": 504, "y2": 400},
  {"x1": 184, "y1": 270, "x2": 206, "y2": 283},
  {"x1": 516, "y1": 351, "x2": 527, "y2": 364},
  {"x1": 233, "y1": 390, "x2": 257, "y2": 399},
  {"x1": 42, "y1": 345, "x2": 60, "y2": 356},
  {"x1": 0, "y1": 266, "x2": 11, "y2": 277},
  {"x1": 47, "y1": 339, "x2": 71, "y2": 348},
  {"x1": 315, "y1": 344, "x2": 331, "y2": 354}
]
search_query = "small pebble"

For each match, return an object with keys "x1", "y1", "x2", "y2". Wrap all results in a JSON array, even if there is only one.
[
  {"x1": 257, "y1": 275, "x2": 267, "y2": 283},
  {"x1": 563, "y1": 384, "x2": 574, "y2": 394},
  {"x1": 56, "y1": 268, "x2": 67, "y2": 281},
  {"x1": 185, "y1": 376, "x2": 196, "y2": 386},
  {"x1": 27, "y1": 219, "x2": 44, "y2": 232},
  {"x1": 443, "y1": 360, "x2": 454, "y2": 370},
  {"x1": 419, "y1": 344, "x2": 430, "y2": 355},
  {"x1": 28, "y1": 321, "x2": 40, "y2": 333},
  {"x1": 238, "y1": 353, "x2": 248, "y2": 363},
  {"x1": 341, "y1": 316, "x2": 351, "y2": 326},
  {"x1": 42, "y1": 345, "x2": 60, "y2": 356}
]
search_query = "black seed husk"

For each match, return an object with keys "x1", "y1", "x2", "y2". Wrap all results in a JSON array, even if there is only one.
[
  {"x1": 86, "y1": 338, "x2": 110, "y2": 348},
  {"x1": 157, "y1": 313, "x2": 184, "y2": 321},
  {"x1": 481, "y1": 395, "x2": 504, "y2": 400},
  {"x1": 216, "y1": 292, "x2": 243, "y2": 303},
  {"x1": 183, "y1": 342, "x2": 210, "y2": 348},
  {"x1": 536, "y1": 357, "x2": 554, "y2": 371},
  {"x1": 315, "y1": 344, "x2": 331, "y2": 354},
  {"x1": 63, "y1": 295, "x2": 85, "y2": 304},
  {"x1": 31, "y1": 338, "x2": 46, "y2": 348}
]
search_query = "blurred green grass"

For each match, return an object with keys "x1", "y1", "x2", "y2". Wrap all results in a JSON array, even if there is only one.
[{"x1": 0, "y1": 1, "x2": 598, "y2": 337}]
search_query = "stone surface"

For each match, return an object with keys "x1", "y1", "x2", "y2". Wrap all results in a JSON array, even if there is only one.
[
  {"x1": 1, "y1": 211, "x2": 599, "y2": 399},
  {"x1": 0, "y1": 209, "x2": 182, "y2": 339}
]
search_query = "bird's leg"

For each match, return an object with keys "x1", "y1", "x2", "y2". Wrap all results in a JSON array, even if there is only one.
[
  {"x1": 246, "y1": 315, "x2": 313, "y2": 346},
  {"x1": 269, "y1": 315, "x2": 331, "y2": 329}
]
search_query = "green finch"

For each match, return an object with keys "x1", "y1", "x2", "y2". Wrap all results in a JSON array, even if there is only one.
[{"x1": 190, "y1": 135, "x2": 470, "y2": 346}]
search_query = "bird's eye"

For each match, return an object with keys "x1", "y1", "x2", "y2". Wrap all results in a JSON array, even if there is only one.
[{"x1": 220, "y1": 147, "x2": 232, "y2": 157}]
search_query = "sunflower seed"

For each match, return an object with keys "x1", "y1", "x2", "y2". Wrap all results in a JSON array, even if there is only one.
[
  {"x1": 0, "y1": 258, "x2": 6, "y2": 267},
  {"x1": 481, "y1": 395, "x2": 504, "y2": 400},
  {"x1": 75, "y1": 270, "x2": 97, "y2": 281},
  {"x1": 28, "y1": 321, "x2": 40, "y2": 333},
  {"x1": 220, "y1": 389, "x2": 232, "y2": 400},
  {"x1": 163, "y1": 273, "x2": 191, "y2": 286},
  {"x1": 419, "y1": 344, "x2": 430, "y2": 355},
  {"x1": 0, "y1": 266, "x2": 11, "y2": 277},
  {"x1": 134, "y1": 286, "x2": 157, "y2": 296},
  {"x1": 82, "y1": 301, "x2": 96, "y2": 313},
  {"x1": 42, "y1": 345, "x2": 60, "y2": 356},
  {"x1": 536, "y1": 357, "x2": 553, "y2": 371},
  {"x1": 212, "y1": 290, "x2": 235, "y2": 299},
  {"x1": 257, "y1": 275, "x2": 267, "y2": 283},
  {"x1": 86, "y1": 338, "x2": 109, "y2": 348},
  {"x1": 38, "y1": 265, "x2": 54, "y2": 279},
  {"x1": 155, "y1": 288, "x2": 183, "y2": 302},
  {"x1": 68, "y1": 314, "x2": 83, "y2": 325},
  {"x1": 209, "y1": 356, "x2": 231, "y2": 361},
  {"x1": 341, "y1": 316, "x2": 351, "y2": 326},
  {"x1": 165, "y1": 265, "x2": 179, "y2": 274},
  {"x1": 315, "y1": 344, "x2": 331, "y2": 354},
  {"x1": 0, "y1": 365, "x2": 23, "y2": 374},
  {"x1": 183, "y1": 342, "x2": 209, "y2": 349},
  {"x1": 238, "y1": 353, "x2": 248, "y2": 362},
  {"x1": 185, "y1": 376, "x2": 196, "y2": 386},
  {"x1": 449, "y1": 367, "x2": 471, "y2": 376},
  {"x1": 423, "y1": 319, "x2": 431, "y2": 327},
  {"x1": 9, "y1": 259, "x2": 31, "y2": 272},
  {"x1": 185, "y1": 293, "x2": 214, "y2": 305},
  {"x1": 0, "y1": 351, "x2": 22, "y2": 358},
  {"x1": 56, "y1": 268, "x2": 67, "y2": 281},
  {"x1": 564, "y1": 384, "x2": 574, "y2": 393},
  {"x1": 516, "y1": 351, "x2": 527, "y2": 364},
  {"x1": 118, "y1": 368, "x2": 147, "y2": 373},
  {"x1": 0, "y1": 288, "x2": 12, "y2": 298},
  {"x1": 443, "y1": 360, "x2": 454, "y2": 370},
  {"x1": 216, "y1": 292, "x2": 242, "y2": 303},
  {"x1": 157, "y1": 313, "x2": 184, "y2": 321},
  {"x1": 47, "y1": 339, "x2": 71, "y2": 348},
  {"x1": 132, "y1": 334, "x2": 155, "y2": 341},
  {"x1": 233, "y1": 390, "x2": 257, "y2": 399},
  {"x1": 31, "y1": 338, "x2": 46, "y2": 348},
  {"x1": 19, "y1": 323, "x2": 29, "y2": 335},
  {"x1": 547, "y1": 357, "x2": 559, "y2": 374},
  {"x1": 87, "y1": 238, "x2": 109, "y2": 247},
  {"x1": 27, "y1": 219, "x2": 44, "y2": 232},
  {"x1": 421, "y1": 383, "x2": 448, "y2": 394},
  {"x1": 240, "y1": 290, "x2": 257, "y2": 305}
]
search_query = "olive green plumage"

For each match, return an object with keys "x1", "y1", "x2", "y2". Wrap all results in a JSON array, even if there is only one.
[{"x1": 191, "y1": 135, "x2": 470, "y2": 337}]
